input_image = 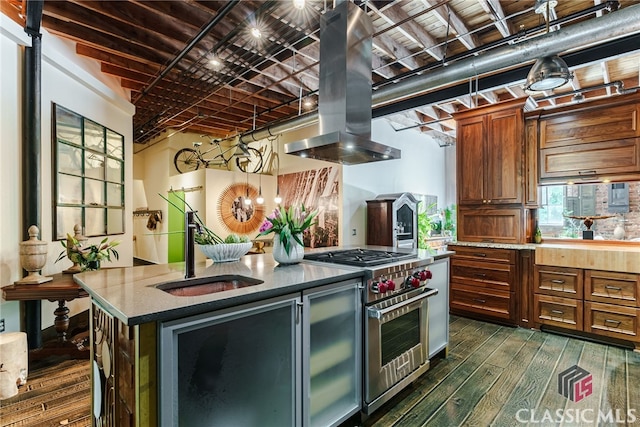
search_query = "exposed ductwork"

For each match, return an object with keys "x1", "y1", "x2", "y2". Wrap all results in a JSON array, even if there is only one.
[
  {"x1": 284, "y1": 1, "x2": 400, "y2": 165},
  {"x1": 239, "y1": 2, "x2": 640, "y2": 152}
]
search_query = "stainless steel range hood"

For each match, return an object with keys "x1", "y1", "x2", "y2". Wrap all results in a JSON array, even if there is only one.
[{"x1": 285, "y1": 1, "x2": 400, "y2": 165}]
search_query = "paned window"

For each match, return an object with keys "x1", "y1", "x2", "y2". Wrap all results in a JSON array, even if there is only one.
[{"x1": 53, "y1": 104, "x2": 124, "y2": 239}]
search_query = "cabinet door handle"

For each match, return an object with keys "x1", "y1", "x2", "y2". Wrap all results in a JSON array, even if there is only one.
[
  {"x1": 551, "y1": 309, "x2": 564, "y2": 315},
  {"x1": 605, "y1": 285, "x2": 622, "y2": 291},
  {"x1": 476, "y1": 273, "x2": 487, "y2": 278},
  {"x1": 604, "y1": 319, "x2": 621, "y2": 326},
  {"x1": 473, "y1": 298, "x2": 486, "y2": 304},
  {"x1": 550, "y1": 279, "x2": 565, "y2": 284},
  {"x1": 578, "y1": 170, "x2": 597, "y2": 175},
  {"x1": 474, "y1": 253, "x2": 487, "y2": 257}
]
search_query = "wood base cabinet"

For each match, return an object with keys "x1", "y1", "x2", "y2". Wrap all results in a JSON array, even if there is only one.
[
  {"x1": 534, "y1": 265, "x2": 640, "y2": 350},
  {"x1": 449, "y1": 245, "x2": 517, "y2": 325}
]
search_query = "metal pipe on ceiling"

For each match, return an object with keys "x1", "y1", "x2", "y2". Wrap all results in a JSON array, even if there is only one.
[{"x1": 239, "y1": 2, "x2": 640, "y2": 144}]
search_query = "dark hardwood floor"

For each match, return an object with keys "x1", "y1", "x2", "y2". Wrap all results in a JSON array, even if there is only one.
[
  {"x1": 357, "y1": 316, "x2": 640, "y2": 427},
  {"x1": 2, "y1": 316, "x2": 639, "y2": 426}
]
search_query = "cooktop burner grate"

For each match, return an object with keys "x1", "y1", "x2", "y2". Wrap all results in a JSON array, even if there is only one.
[{"x1": 304, "y1": 248, "x2": 416, "y2": 267}]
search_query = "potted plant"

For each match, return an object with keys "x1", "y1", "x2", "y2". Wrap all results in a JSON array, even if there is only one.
[
  {"x1": 56, "y1": 234, "x2": 120, "y2": 271},
  {"x1": 257, "y1": 205, "x2": 318, "y2": 264}
]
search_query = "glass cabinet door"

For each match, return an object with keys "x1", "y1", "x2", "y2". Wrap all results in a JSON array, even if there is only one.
[
  {"x1": 159, "y1": 294, "x2": 301, "y2": 427},
  {"x1": 303, "y1": 279, "x2": 362, "y2": 427}
]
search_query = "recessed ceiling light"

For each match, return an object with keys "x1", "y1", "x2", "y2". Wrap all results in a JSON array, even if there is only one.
[
  {"x1": 293, "y1": 0, "x2": 305, "y2": 10},
  {"x1": 250, "y1": 27, "x2": 262, "y2": 39},
  {"x1": 209, "y1": 55, "x2": 222, "y2": 69}
]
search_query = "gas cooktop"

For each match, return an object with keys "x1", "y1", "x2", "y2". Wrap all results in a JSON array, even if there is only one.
[{"x1": 304, "y1": 248, "x2": 416, "y2": 267}]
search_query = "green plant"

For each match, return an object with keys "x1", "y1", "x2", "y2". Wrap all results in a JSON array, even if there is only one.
[
  {"x1": 417, "y1": 202, "x2": 437, "y2": 249},
  {"x1": 442, "y1": 204, "x2": 456, "y2": 236},
  {"x1": 257, "y1": 205, "x2": 318, "y2": 255},
  {"x1": 159, "y1": 193, "x2": 225, "y2": 245},
  {"x1": 56, "y1": 234, "x2": 120, "y2": 270}
]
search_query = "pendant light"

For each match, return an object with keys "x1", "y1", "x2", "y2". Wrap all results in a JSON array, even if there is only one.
[
  {"x1": 274, "y1": 137, "x2": 282, "y2": 205},
  {"x1": 524, "y1": 0, "x2": 572, "y2": 92},
  {"x1": 244, "y1": 170, "x2": 252, "y2": 206},
  {"x1": 256, "y1": 172, "x2": 264, "y2": 205}
]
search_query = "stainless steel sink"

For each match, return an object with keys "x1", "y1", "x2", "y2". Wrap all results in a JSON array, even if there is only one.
[{"x1": 156, "y1": 275, "x2": 264, "y2": 297}]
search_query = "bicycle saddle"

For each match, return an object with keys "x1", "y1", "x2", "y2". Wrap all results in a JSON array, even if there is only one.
[{"x1": 193, "y1": 142, "x2": 202, "y2": 147}]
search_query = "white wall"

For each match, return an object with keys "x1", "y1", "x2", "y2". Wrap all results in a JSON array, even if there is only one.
[
  {"x1": 341, "y1": 118, "x2": 452, "y2": 245},
  {"x1": 0, "y1": 17, "x2": 135, "y2": 332}
]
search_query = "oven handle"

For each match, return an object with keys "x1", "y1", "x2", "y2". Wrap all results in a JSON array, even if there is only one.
[{"x1": 368, "y1": 288, "x2": 437, "y2": 319}]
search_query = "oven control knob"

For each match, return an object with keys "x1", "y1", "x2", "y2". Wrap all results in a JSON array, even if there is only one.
[
  {"x1": 378, "y1": 281, "x2": 389, "y2": 293},
  {"x1": 370, "y1": 281, "x2": 388, "y2": 294},
  {"x1": 405, "y1": 276, "x2": 421, "y2": 289},
  {"x1": 418, "y1": 269, "x2": 432, "y2": 281},
  {"x1": 386, "y1": 279, "x2": 396, "y2": 291}
]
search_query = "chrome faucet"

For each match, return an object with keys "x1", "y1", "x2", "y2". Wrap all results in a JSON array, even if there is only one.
[{"x1": 185, "y1": 211, "x2": 196, "y2": 278}]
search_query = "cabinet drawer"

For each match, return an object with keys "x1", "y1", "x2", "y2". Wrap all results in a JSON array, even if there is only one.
[
  {"x1": 585, "y1": 270, "x2": 640, "y2": 307},
  {"x1": 450, "y1": 284, "x2": 514, "y2": 322},
  {"x1": 448, "y1": 245, "x2": 516, "y2": 264},
  {"x1": 539, "y1": 102, "x2": 640, "y2": 149},
  {"x1": 534, "y1": 265, "x2": 583, "y2": 299},
  {"x1": 534, "y1": 294, "x2": 582, "y2": 331},
  {"x1": 451, "y1": 259, "x2": 514, "y2": 291},
  {"x1": 539, "y1": 138, "x2": 640, "y2": 180},
  {"x1": 584, "y1": 302, "x2": 639, "y2": 341}
]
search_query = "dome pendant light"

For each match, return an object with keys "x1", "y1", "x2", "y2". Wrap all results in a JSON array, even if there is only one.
[
  {"x1": 525, "y1": 55, "x2": 572, "y2": 91},
  {"x1": 525, "y1": 0, "x2": 571, "y2": 92}
]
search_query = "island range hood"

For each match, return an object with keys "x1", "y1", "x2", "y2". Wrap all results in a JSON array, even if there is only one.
[{"x1": 285, "y1": 1, "x2": 400, "y2": 165}]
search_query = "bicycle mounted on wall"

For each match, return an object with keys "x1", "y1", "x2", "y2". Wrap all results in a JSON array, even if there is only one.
[{"x1": 173, "y1": 137, "x2": 264, "y2": 174}]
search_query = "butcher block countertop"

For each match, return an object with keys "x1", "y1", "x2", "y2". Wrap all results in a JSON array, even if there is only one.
[{"x1": 535, "y1": 242, "x2": 640, "y2": 273}]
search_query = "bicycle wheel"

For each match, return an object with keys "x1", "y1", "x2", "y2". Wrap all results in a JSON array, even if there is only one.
[
  {"x1": 174, "y1": 148, "x2": 200, "y2": 174},
  {"x1": 235, "y1": 147, "x2": 264, "y2": 173}
]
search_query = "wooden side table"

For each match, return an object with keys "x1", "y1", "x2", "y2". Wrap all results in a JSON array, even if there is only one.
[{"x1": 2, "y1": 273, "x2": 89, "y2": 360}]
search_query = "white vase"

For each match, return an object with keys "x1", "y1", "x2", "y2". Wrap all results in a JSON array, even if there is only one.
[{"x1": 272, "y1": 234, "x2": 304, "y2": 265}]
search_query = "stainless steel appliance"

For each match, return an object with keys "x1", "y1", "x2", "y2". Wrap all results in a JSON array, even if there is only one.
[{"x1": 304, "y1": 248, "x2": 436, "y2": 414}]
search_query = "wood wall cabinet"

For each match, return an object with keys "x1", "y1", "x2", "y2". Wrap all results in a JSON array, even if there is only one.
[
  {"x1": 456, "y1": 100, "x2": 524, "y2": 206},
  {"x1": 536, "y1": 92, "x2": 640, "y2": 184},
  {"x1": 533, "y1": 264, "x2": 640, "y2": 350},
  {"x1": 449, "y1": 245, "x2": 517, "y2": 325},
  {"x1": 453, "y1": 98, "x2": 533, "y2": 244}
]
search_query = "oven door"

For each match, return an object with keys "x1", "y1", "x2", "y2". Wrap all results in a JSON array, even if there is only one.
[{"x1": 365, "y1": 288, "x2": 435, "y2": 410}]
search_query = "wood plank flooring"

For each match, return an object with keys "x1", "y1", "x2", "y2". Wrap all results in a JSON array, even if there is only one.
[
  {"x1": 2, "y1": 316, "x2": 639, "y2": 426},
  {"x1": 358, "y1": 316, "x2": 640, "y2": 427}
]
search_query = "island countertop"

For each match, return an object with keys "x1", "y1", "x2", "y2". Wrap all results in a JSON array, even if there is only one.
[{"x1": 74, "y1": 254, "x2": 364, "y2": 326}]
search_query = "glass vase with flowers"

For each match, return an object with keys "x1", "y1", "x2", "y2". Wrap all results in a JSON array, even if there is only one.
[{"x1": 257, "y1": 205, "x2": 318, "y2": 264}]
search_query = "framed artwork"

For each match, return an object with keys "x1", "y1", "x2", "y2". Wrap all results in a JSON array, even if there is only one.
[
  {"x1": 278, "y1": 166, "x2": 340, "y2": 248},
  {"x1": 218, "y1": 183, "x2": 265, "y2": 235}
]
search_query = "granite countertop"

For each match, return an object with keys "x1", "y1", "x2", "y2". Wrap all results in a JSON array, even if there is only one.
[
  {"x1": 447, "y1": 241, "x2": 538, "y2": 250},
  {"x1": 74, "y1": 254, "x2": 364, "y2": 326}
]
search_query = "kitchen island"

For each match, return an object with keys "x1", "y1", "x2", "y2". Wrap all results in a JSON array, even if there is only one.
[{"x1": 75, "y1": 254, "x2": 366, "y2": 427}]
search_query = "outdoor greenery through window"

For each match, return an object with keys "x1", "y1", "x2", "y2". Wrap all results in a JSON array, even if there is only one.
[{"x1": 53, "y1": 104, "x2": 125, "y2": 240}]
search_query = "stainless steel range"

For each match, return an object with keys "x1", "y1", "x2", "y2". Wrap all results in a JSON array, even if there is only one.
[{"x1": 304, "y1": 248, "x2": 437, "y2": 414}]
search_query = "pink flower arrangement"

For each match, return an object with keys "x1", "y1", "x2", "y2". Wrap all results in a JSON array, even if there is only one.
[{"x1": 257, "y1": 205, "x2": 318, "y2": 255}]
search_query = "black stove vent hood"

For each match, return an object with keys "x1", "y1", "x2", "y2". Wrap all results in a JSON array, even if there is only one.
[{"x1": 285, "y1": 1, "x2": 400, "y2": 165}]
